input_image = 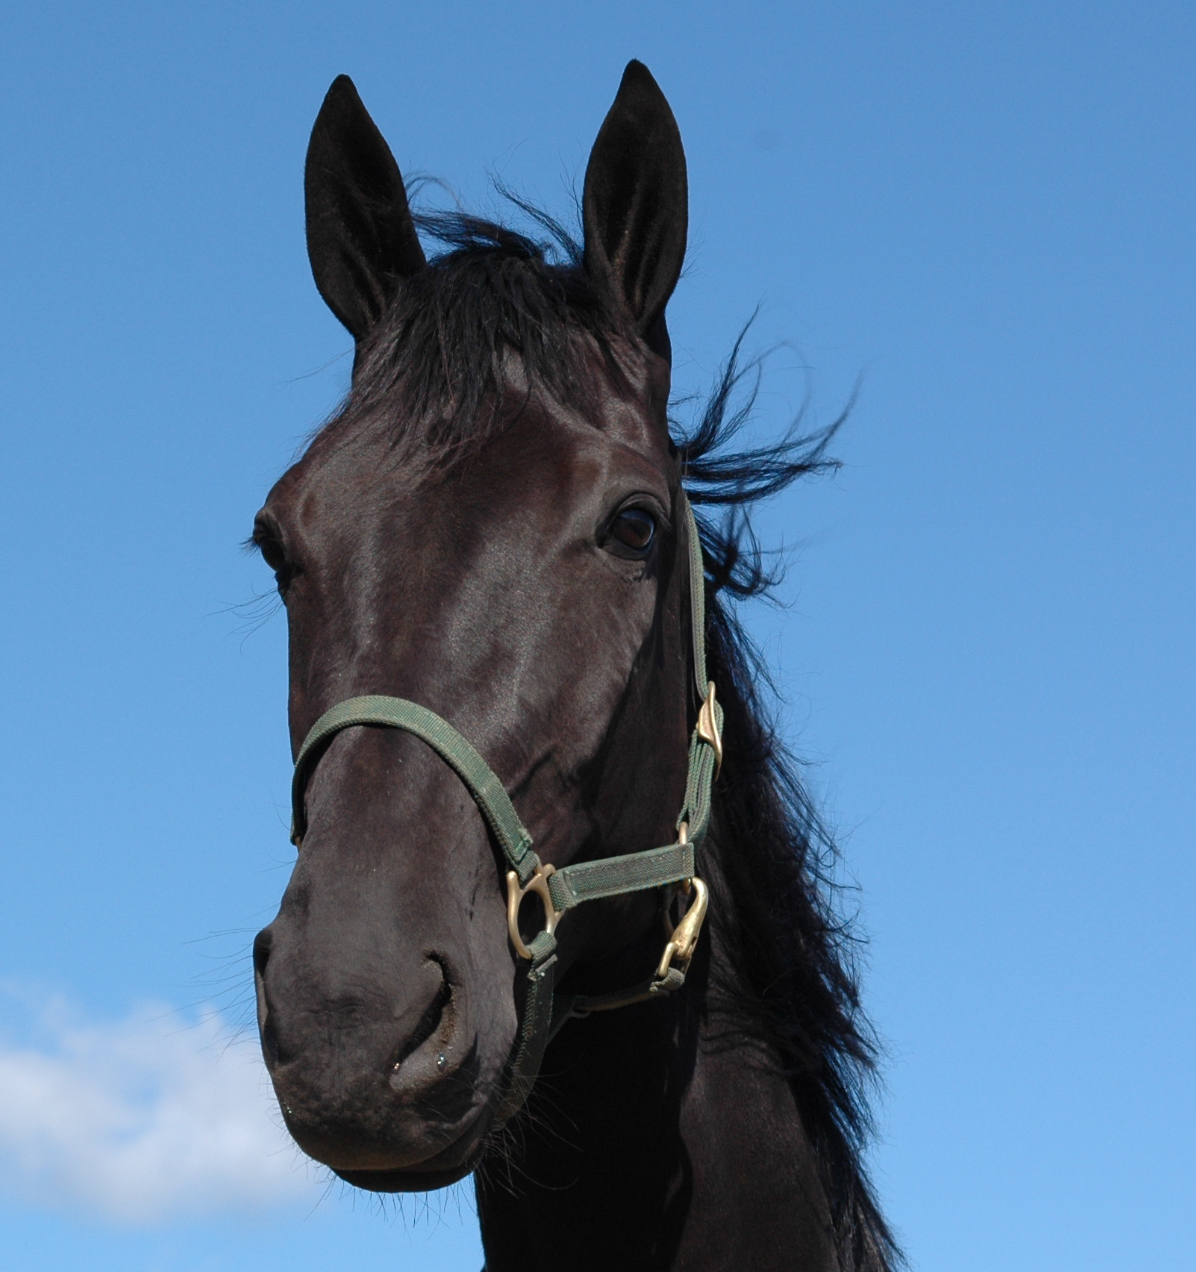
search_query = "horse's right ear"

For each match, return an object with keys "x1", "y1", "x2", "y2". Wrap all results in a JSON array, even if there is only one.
[{"x1": 305, "y1": 76, "x2": 425, "y2": 342}]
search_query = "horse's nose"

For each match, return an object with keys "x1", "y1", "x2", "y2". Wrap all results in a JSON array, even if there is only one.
[
  {"x1": 252, "y1": 920, "x2": 479, "y2": 1171},
  {"x1": 255, "y1": 921, "x2": 453, "y2": 1079}
]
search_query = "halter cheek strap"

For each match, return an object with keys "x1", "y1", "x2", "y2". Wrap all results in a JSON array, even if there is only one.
[{"x1": 288, "y1": 493, "x2": 722, "y2": 1128}]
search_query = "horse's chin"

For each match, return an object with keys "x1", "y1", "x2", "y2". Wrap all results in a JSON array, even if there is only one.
[
  {"x1": 281, "y1": 1088, "x2": 495, "y2": 1192},
  {"x1": 334, "y1": 1157, "x2": 480, "y2": 1193},
  {"x1": 331, "y1": 1126, "x2": 489, "y2": 1193}
]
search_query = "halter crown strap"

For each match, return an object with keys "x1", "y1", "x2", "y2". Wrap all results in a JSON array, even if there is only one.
[
  {"x1": 685, "y1": 495, "x2": 710, "y2": 697},
  {"x1": 287, "y1": 492, "x2": 721, "y2": 1127}
]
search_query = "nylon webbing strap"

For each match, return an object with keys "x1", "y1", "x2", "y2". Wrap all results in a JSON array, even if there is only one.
[
  {"x1": 494, "y1": 931, "x2": 557, "y2": 1126},
  {"x1": 683, "y1": 498, "x2": 709, "y2": 696},
  {"x1": 548, "y1": 842, "x2": 695, "y2": 911},
  {"x1": 290, "y1": 695, "x2": 537, "y2": 883},
  {"x1": 550, "y1": 965, "x2": 689, "y2": 1036},
  {"x1": 285, "y1": 491, "x2": 718, "y2": 1129},
  {"x1": 677, "y1": 722, "x2": 720, "y2": 843},
  {"x1": 678, "y1": 497, "x2": 722, "y2": 844}
]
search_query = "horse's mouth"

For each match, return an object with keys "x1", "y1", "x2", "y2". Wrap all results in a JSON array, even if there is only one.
[
  {"x1": 279, "y1": 1086, "x2": 494, "y2": 1187},
  {"x1": 318, "y1": 1073, "x2": 496, "y2": 1193},
  {"x1": 270, "y1": 1020, "x2": 513, "y2": 1191},
  {"x1": 275, "y1": 1040, "x2": 494, "y2": 1183}
]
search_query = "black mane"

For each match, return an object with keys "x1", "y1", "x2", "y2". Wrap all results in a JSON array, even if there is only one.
[
  {"x1": 666, "y1": 340, "x2": 890, "y2": 1272},
  {"x1": 333, "y1": 204, "x2": 628, "y2": 466},
  {"x1": 322, "y1": 198, "x2": 897, "y2": 1270},
  {"x1": 681, "y1": 353, "x2": 897, "y2": 1271}
]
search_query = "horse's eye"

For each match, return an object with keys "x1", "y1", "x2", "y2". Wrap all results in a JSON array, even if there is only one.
[
  {"x1": 252, "y1": 518, "x2": 294, "y2": 589},
  {"x1": 254, "y1": 530, "x2": 287, "y2": 574},
  {"x1": 610, "y1": 508, "x2": 657, "y2": 554}
]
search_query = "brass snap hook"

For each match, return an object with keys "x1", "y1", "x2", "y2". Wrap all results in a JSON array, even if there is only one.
[
  {"x1": 657, "y1": 876, "x2": 709, "y2": 978},
  {"x1": 506, "y1": 863, "x2": 563, "y2": 960}
]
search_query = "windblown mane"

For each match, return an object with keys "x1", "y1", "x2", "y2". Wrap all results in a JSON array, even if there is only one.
[
  {"x1": 321, "y1": 199, "x2": 898, "y2": 1271},
  {"x1": 681, "y1": 373, "x2": 899, "y2": 1272},
  {"x1": 326, "y1": 200, "x2": 629, "y2": 466}
]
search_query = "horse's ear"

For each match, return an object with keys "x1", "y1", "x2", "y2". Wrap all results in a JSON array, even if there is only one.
[
  {"x1": 583, "y1": 62, "x2": 687, "y2": 358},
  {"x1": 305, "y1": 76, "x2": 426, "y2": 341}
]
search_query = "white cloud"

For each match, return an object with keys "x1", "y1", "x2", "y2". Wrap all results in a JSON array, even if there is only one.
[{"x1": 0, "y1": 1000, "x2": 318, "y2": 1224}]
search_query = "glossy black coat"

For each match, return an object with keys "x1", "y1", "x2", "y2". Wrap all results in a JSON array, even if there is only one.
[{"x1": 251, "y1": 62, "x2": 895, "y2": 1272}]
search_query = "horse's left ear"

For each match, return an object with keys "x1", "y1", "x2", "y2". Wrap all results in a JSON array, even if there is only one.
[{"x1": 583, "y1": 61, "x2": 688, "y2": 360}]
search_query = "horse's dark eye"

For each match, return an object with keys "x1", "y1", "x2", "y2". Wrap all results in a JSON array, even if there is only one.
[
  {"x1": 252, "y1": 518, "x2": 294, "y2": 589},
  {"x1": 610, "y1": 508, "x2": 657, "y2": 553},
  {"x1": 254, "y1": 532, "x2": 287, "y2": 574}
]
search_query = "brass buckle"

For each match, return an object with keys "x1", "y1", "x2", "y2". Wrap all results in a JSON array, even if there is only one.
[
  {"x1": 506, "y1": 863, "x2": 562, "y2": 960},
  {"x1": 657, "y1": 876, "x2": 709, "y2": 978},
  {"x1": 697, "y1": 681, "x2": 723, "y2": 777}
]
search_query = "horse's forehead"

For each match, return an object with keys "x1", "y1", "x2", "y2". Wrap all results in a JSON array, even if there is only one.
[
  {"x1": 508, "y1": 339, "x2": 673, "y2": 468},
  {"x1": 272, "y1": 342, "x2": 672, "y2": 518}
]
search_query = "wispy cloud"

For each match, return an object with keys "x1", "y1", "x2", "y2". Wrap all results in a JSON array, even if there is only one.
[{"x1": 0, "y1": 999, "x2": 317, "y2": 1224}]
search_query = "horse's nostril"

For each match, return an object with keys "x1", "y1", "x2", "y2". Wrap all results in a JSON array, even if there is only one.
[
  {"x1": 390, "y1": 956, "x2": 453, "y2": 1077},
  {"x1": 253, "y1": 928, "x2": 280, "y2": 1065},
  {"x1": 253, "y1": 927, "x2": 272, "y2": 976},
  {"x1": 262, "y1": 1011, "x2": 281, "y2": 1066}
]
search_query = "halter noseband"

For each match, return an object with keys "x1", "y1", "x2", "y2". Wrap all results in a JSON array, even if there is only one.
[{"x1": 287, "y1": 493, "x2": 722, "y2": 1127}]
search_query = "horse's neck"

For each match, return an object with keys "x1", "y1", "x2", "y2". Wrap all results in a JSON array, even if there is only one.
[{"x1": 476, "y1": 947, "x2": 840, "y2": 1272}]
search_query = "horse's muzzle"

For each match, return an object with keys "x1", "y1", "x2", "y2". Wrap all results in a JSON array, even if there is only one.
[{"x1": 253, "y1": 924, "x2": 495, "y2": 1182}]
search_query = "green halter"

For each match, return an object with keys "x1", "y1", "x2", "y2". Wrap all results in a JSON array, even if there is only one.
[{"x1": 288, "y1": 494, "x2": 722, "y2": 1127}]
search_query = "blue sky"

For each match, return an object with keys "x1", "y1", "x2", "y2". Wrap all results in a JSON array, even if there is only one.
[{"x1": 1, "y1": 2, "x2": 1193, "y2": 1268}]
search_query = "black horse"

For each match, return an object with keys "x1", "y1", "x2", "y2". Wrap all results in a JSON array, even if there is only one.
[{"x1": 251, "y1": 62, "x2": 897, "y2": 1271}]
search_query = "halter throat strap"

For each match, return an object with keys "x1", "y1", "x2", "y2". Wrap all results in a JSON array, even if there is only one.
[{"x1": 287, "y1": 493, "x2": 721, "y2": 1127}]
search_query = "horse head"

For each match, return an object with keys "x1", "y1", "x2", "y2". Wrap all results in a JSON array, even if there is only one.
[{"x1": 252, "y1": 63, "x2": 699, "y2": 1190}]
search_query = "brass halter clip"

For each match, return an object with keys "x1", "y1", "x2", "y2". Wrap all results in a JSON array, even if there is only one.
[
  {"x1": 657, "y1": 876, "x2": 710, "y2": 978},
  {"x1": 506, "y1": 863, "x2": 563, "y2": 960},
  {"x1": 696, "y1": 681, "x2": 723, "y2": 778}
]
